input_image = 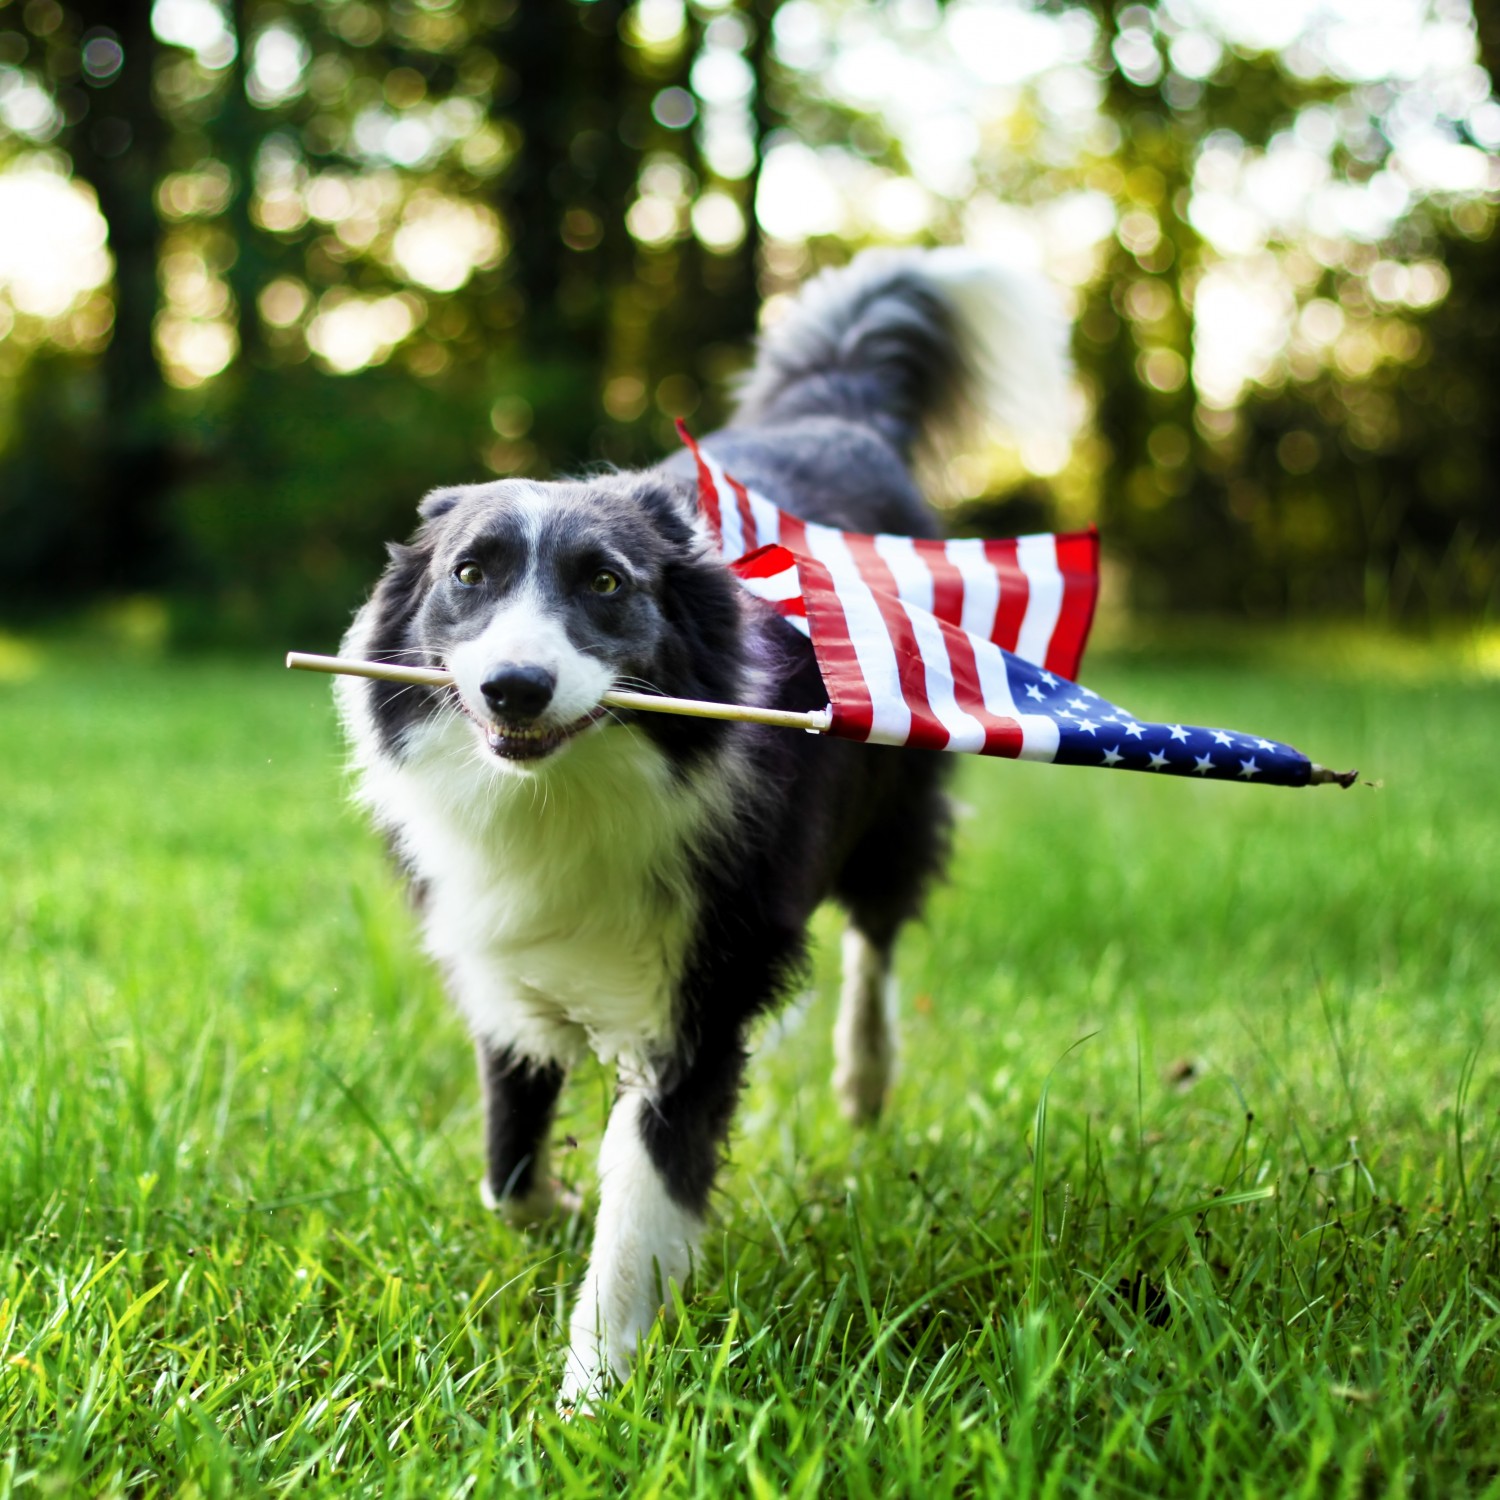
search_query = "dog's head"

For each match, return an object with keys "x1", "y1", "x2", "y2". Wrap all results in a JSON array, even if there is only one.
[{"x1": 361, "y1": 474, "x2": 745, "y2": 773}]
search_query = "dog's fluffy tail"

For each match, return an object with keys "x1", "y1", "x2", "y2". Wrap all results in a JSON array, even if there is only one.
[{"x1": 730, "y1": 248, "x2": 1071, "y2": 461}]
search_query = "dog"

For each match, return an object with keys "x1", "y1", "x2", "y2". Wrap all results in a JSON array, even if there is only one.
[{"x1": 335, "y1": 248, "x2": 1069, "y2": 1408}]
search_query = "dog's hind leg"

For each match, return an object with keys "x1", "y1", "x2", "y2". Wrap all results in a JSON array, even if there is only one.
[
  {"x1": 831, "y1": 749, "x2": 952, "y2": 1124},
  {"x1": 833, "y1": 926, "x2": 898, "y2": 1125},
  {"x1": 476, "y1": 1042, "x2": 574, "y2": 1226}
]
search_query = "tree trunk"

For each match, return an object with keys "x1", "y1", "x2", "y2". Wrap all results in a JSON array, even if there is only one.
[{"x1": 64, "y1": 0, "x2": 174, "y2": 590}]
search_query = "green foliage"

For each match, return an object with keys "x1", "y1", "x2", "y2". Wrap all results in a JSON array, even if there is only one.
[
  {"x1": 2, "y1": 648, "x2": 1498, "y2": 1493},
  {"x1": 166, "y1": 365, "x2": 495, "y2": 644},
  {"x1": 0, "y1": 0, "x2": 1497, "y2": 629}
]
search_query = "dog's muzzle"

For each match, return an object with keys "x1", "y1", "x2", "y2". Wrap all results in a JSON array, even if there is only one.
[
  {"x1": 476, "y1": 710, "x2": 607, "y2": 762},
  {"x1": 459, "y1": 674, "x2": 608, "y2": 762}
]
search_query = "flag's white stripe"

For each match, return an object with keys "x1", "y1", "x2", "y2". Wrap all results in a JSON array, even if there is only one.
[
  {"x1": 746, "y1": 489, "x2": 781, "y2": 550},
  {"x1": 1015, "y1": 533, "x2": 1064, "y2": 667},
  {"x1": 873, "y1": 533, "x2": 934, "y2": 613},
  {"x1": 876, "y1": 535, "x2": 991, "y2": 753},
  {"x1": 971, "y1": 635, "x2": 1060, "y2": 762},
  {"x1": 702, "y1": 453, "x2": 747, "y2": 561},
  {"x1": 1014, "y1": 714, "x2": 1062, "y2": 761},
  {"x1": 740, "y1": 564, "x2": 802, "y2": 602},
  {"x1": 945, "y1": 537, "x2": 1000, "y2": 641},
  {"x1": 902, "y1": 601, "x2": 988, "y2": 752},
  {"x1": 732, "y1": 551, "x2": 810, "y2": 634},
  {"x1": 703, "y1": 455, "x2": 783, "y2": 554},
  {"x1": 1014, "y1": 712, "x2": 1062, "y2": 761},
  {"x1": 972, "y1": 633, "x2": 1019, "y2": 718},
  {"x1": 802, "y1": 522, "x2": 912, "y2": 745}
]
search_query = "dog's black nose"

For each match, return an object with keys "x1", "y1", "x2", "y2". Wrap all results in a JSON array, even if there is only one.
[{"x1": 481, "y1": 666, "x2": 556, "y2": 722}]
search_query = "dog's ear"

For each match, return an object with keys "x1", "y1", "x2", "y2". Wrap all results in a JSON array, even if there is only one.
[
  {"x1": 635, "y1": 480, "x2": 698, "y2": 551},
  {"x1": 419, "y1": 489, "x2": 461, "y2": 521}
]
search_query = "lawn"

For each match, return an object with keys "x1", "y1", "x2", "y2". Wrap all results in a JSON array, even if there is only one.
[{"x1": 1, "y1": 642, "x2": 1497, "y2": 1497}]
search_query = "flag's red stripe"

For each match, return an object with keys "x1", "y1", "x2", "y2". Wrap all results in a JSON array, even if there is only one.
[
  {"x1": 915, "y1": 538, "x2": 965, "y2": 627},
  {"x1": 676, "y1": 420, "x2": 722, "y2": 539},
  {"x1": 747, "y1": 596, "x2": 807, "y2": 620},
  {"x1": 984, "y1": 538, "x2": 1029, "y2": 652},
  {"x1": 841, "y1": 533, "x2": 948, "y2": 750},
  {"x1": 909, "y1": 539, "x2": 965, "y2": 628},
  {"x1": 725, "y1": 473, "x2": 761, "y2": 552},
  {"x1": 732, "y1": 545, "x2": 791, "y2": 580},
  {"x1": 776, "y1": 520, "x2": 874, "y2": 741},
  {"x1": 1044, "y1": 527, "x2": 1100, "y2": 680},
  {"x1": 775, "y1": 511, "x2": 808, "y2": 556},
  {"x1": 795, "y1": 553, "x2": 875, "y2": 741},
  {"x1": 921, "y1": 549, "x2": 1025, "y2": 757}
]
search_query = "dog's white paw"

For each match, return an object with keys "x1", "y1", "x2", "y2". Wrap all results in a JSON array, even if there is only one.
[
  {"x1": 479, "y1": 1175, "x2": 582, "y2": 1226},
  {"x1": 557, "y1": 1334, "x2": 611, "y2": 1418}
]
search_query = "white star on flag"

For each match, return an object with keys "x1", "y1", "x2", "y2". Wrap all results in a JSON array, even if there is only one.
[
  {"x1": 1148, "y1": 750, "x2": 1169, "y2": 770},
  {"x1": 1238, "y1": 758, "x2": 1261, "y2": 779},
  {"x1": 1124, "y1": 721, "x2": 1145, "y2": 738},
  {"x1": 1077, "y1": 718, "x2": 1098, "y2": 734},
  {"x1": 1101, "y1": 745, "x2": 1124, "y2": 766},
  {"x1": 1212, "y1": 730, "x2": 1234, "y2": 747},
  {"x1": 1168, "y1": 725, "x2": 1189, "y2": 742},
  {"x1": 1193, "y1": 754, "x2": 1215, "y2": 775}
]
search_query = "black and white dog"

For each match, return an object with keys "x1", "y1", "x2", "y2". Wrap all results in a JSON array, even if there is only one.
[{"x1": 337, "y1": 249, "x2": 1068, "y2": 1407}]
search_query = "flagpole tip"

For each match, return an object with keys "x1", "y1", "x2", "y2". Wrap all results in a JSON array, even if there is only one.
[{"x1": 1309, "y1": 764, "x2": 1359, "y2": 789}]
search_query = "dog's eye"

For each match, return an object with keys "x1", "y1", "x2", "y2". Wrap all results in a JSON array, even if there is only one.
[
  {"x1": 590, "y1": 569, "x2": 621, "y2": 595},
  {"x1": 454, "y1": 562, "x2": 483, "y2": 587}
]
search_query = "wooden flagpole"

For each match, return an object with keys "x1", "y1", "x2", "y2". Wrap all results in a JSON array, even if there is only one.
[
  {"x1": 285, "y1": 652, "x2": 1354, "y2": 784},
  {"x1": 285, "y1": 652, "x2": 835, "y2": 733}
]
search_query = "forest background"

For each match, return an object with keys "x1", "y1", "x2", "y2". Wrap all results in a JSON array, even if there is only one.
[{"x1": 0, "y1": 0, "x2": 1496, "y2": 648}]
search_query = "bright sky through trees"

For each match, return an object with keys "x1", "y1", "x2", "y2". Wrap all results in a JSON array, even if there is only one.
[{"x1": 0, "y1": 0, "x2": 1490, "y2": 405}]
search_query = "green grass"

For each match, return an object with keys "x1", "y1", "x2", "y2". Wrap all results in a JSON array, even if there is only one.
[{"x1": 1, "y1": 644, "x2": 1498, "y2": 1496}]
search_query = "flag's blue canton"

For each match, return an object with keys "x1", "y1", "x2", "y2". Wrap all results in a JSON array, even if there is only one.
[{"x1": 1005, "y1": 658, "x2": 1313, "y2": 788}]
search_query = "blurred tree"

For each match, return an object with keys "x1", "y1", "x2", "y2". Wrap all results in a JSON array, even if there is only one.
[
  {"x1": 0, "y1": 0, "x2": 1493, "y2": 637},
  {"x1": 0, "y1": 0, "x2": 174, "y2": 593},
  {"x1": 780, "y1": 0, "x2": 1499, "y2": 619},
  {"x1": 68, "y1": 3, "x2": 175, "y2": 588},
  {"x1": 1073, "y1": 15, "x2": 1355, "y2": 613}
]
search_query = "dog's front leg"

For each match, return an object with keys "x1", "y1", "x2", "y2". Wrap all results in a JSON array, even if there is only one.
[
  {"x1": 558, "y1": 1090, "x2": 699, "y2": 1410},
  {"x1": 559, "y1": 1042, "x2": 745, "y2": 1412},
  {"x1": 476, "y1": 1041, "x2": 573, "y2": 1225}
]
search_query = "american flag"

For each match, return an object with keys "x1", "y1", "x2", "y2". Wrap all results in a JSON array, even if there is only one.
[{"x1": 683, "y1": 427, "x2": 1327, "y2": 789}]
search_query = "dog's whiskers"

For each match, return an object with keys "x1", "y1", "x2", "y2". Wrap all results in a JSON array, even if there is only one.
[
  {"x1": 374, "y1": 681, "x2": 437, "y2": 711},
  {"x1": 611, "y1": 674, "x2": 667, "y2": 697}
]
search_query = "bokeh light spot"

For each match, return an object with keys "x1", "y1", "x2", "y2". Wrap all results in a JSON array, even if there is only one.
[
  {"x1": 651, "y1": 87, "x2": 696, "y2": 130},
  {"x1": 81, "y1": 32, "x2": 125, "y2": 83}
]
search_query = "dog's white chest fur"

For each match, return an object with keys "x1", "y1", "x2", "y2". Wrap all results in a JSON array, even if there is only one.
[{"x1": 356, "y1": 715, "x2": 717, "y2": 1068}]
